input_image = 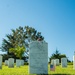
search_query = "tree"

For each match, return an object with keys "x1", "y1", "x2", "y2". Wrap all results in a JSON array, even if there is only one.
[
  {"x1": 49, "y1": 49, "x2": 68, "y2": 63},
  {"x1": 1, "y1": 26, "x2": 44, "y2": 58},
  {"x1": 9, "y1": 46, "x2": 25, "y2": 59},
  {"x1": 50, "y1": 49, "x2": 61, "y2": 59}
]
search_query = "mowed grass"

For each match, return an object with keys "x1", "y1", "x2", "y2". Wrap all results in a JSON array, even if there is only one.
[
  {"x1": 0, "y1": 63, "x2": 75, "y2": 75},
  {"x1": 48, "y1": 64, "x2": 75, "y2": 75}
]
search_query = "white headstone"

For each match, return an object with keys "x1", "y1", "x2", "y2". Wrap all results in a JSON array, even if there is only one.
[
  {"x1": 55, "y1": 59, "x2": 59, "y2": 66},
  {"x1": 29, "y1": 41, "x2": 48, "y2": 74},
  {"x1": 0, "y1": 55, "x2": 2, "y2": 69},
  {"x1": 61, "y1": 58, "x2": 67, "y2": 67},
  {"x1": 21, "y1": 60, "x2": 24, "y2": 66},
  {"x1": 73, "y1": 51, "x2": 75, "y2": 69},
  {"x1": 51, "y1": 59, "x2": 56, "y2": 66},
  {"x1": 5, "y1": 60, "x2": 8, "y2": 66},
  {"x1": 8, "y1": 58, "x2": 14, "y2": 68},
  {"x1": 16, "y1": 59, "x2": 21, "y2": 67}
]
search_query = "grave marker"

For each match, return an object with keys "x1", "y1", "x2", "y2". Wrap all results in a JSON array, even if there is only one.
[
  {"x1": 73, "y1": 51, "x2": 75, "y2": 69},
  {"x1": 5, "y1": 60, "x2": 8, "y2": 66},
  {"x1": 55, "y1": 59, "x2": 59, "y2": 66},
  {"x1": 16, "y1": 59, "x2": 21, "y2": 67},
  {"x1": 0, "y1": 55, "x2": 2, "y2": 69},
  {"x1": 29, "y1": 41, "x2": 48, "y2": 74},
  {"x1": 8, "y1": 58, "x2": 14, "y2": 68},
  {"x1": 61, "y1": 58, "x2": 67, "y2": 67}
]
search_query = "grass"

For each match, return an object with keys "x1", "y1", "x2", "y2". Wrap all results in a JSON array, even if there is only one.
[
  {"x1": 0, "y1": 63, "x2": 75, "y2": 75},
  {"x1": 48, "y1": 64, "x2": 74, "y2": 75}
]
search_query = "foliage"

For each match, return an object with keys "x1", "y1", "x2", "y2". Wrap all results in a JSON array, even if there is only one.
[
  {"x1": 9, "y1": 46, "x2": 25, "y2": 59},
  {"x1": 51, "y1": 49, "x2": 61, "y2": 59},
  {"x1": 50, "y1": 49, "x2": 68, "y2": 63},
  {"x1": 1, "y1": 26, "x2": 44, "y2": 58}
]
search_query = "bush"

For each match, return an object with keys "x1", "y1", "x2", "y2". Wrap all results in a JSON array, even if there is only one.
[
  {"x1": 24, "y1": 62, "x2": 29, "y2": 65},
  {"x1": 67, "y1": 62, "x2": 73, "y2": 65}
]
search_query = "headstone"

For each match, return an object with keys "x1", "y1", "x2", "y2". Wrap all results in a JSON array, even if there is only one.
[
  {"x1": 8, "y1": 58, "x2": 14, "y2": 68},
  {"x1": 29, "y1": 41, "x2": 48, "y2": 74},
  {"x1": 51, "y1": 59, "x2": 56, "y2": 66},
  {"x1": 55, "y1": 59, "x2": 59, "y2": 66},
  {"x1": 0, "y1": 55, "x2": 2, "y2": 69},
  {"x1": 61, "y1": 58, "x2": 67, "y2": 67},
  {"x1": 16, "y1": 59, "x2": 21, "y2": 67},
  {"x1": 73, "y1": 51, "x2": 75, "y2": 69},
  {"x1": 21, "y1": 60, "x2": 24, "y2": 66},
  {"x1": 51, "y1": 59, "x2": 59, "y2": 66},
  {"x1": 5, "y1": 60, "x2": 8, "y2": 66}
]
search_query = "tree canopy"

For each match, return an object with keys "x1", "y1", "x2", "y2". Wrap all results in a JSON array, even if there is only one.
[
  {"x1": 9, "y1": 46, "x2": 25, "y2": 59},
  {"x1": 49, "y1": 49, "x2": 69, "y2": 63},
  {"x1": 1, "y1": 26, "x2": 44, "y2": 59}
]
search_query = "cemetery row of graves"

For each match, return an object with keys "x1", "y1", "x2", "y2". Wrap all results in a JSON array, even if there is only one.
[
  {"x1": 0, "y1": 56, "x2": 25, "y2": 68},
  {"x1": 0, "y1": 56, "x2": 75, "y2": 75},
  {"x1": 0, "y1": 56, "x2": 74, "y2": 69},
  {"x1": 0, "y1": 41, "x2": 75, "y2": 75},
  {"x1": 0, "y1": 56, "x2": 73, "y2": 69}
]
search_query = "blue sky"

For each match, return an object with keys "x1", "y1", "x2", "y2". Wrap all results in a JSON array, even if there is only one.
[{"x1": 0, "y1": 0, "x2": 75, "y2": 61}]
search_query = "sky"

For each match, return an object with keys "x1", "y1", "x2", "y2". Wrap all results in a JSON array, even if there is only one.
[{"x1": 0, "y1": 0, "x2": 75, "y2": 61}]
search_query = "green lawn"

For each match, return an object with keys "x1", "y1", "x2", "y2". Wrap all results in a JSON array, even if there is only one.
[
  {"x1": 0, "y1": 64, "x2": 75, "y2": 75},
  {"x1": 49, "y1": 64, "x2": 74, "y2": 75}
]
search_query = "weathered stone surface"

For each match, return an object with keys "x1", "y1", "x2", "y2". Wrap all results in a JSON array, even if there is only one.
[
  {"x1": 8, "y1": 58, "x2": 14, "y2": 68},
  {"x1": 61, "y1": 58, "x2": 67, "y2": 67},
  {"x1": 29, "y1": 41, "x2": 48, "y2": 74},
  {"x1": 0, "y1": 55, "x2": 2, "y2": 69}
]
